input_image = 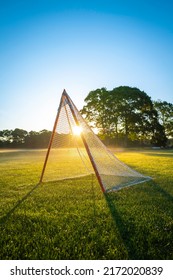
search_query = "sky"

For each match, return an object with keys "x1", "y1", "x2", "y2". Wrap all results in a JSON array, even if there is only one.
[{"x1": 0, "y1": 0, "x2": 173, "y2": 131}]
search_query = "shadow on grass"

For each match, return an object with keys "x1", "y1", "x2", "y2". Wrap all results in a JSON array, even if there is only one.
[
  {"x1": 0, "y1": 183, "x2": 40, "y2": 225},
  {"x1": 152, "y1": 181, "x2": 173, "y2": 200},
  {"x1": 104, "y1": 180, "x2": 173, "y2": 259},
  {"x1": 104, "y1": 192, "x2": 139, "y2": 259},
  {"x1": 142, "y1": 180, "x2": 173, "y2": 215}
]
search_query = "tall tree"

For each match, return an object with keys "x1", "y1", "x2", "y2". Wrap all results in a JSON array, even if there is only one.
[
  {"x1": 109, "y1": 86, "x2": 156, "y2": 145},
  {"x1": 81, "y1": 86, "x2": 167, "y2": 146},
  {"x1": 81, "y1": 88, "x2": 110, "y2": 134},
  {"x1": 0, "y1": 130, "x2": 13, "y2": 146},
  {"x1": 11, "y1": 128, "x2": 28, "y2": 144},
  {"x1": 154, "y1": 100, "x2": 173, "y2": 139}
]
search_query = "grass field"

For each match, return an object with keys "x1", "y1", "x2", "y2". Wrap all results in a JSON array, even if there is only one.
[{"x1": 0, "y1": 148, "x2": 173, "y2": 260}]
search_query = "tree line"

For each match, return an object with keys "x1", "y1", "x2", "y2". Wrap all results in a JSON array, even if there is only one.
[
  {"x1": 81, "y1": 86, "x2": 173, "y2": 147},
  {"x1": 0, "y1": 129, "x2": 52, "y2": 148},
  {"x1": 0, "y1": 86, "x2": 173, "y2": 148}
]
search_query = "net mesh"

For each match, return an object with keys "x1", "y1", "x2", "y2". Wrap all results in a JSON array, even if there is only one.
[{"x1": 42, "y1": 91, "x2": 151, "y2": 192}]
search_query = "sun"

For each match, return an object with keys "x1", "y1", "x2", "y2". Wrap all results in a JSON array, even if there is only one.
[{"x1": 72, "y1": 125, "x2": 82, "y2": 136}]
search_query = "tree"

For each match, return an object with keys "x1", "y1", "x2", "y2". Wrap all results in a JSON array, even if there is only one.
[
  {"x1": 154, "y1": 100, "x2": 173, "y2": 139},
  {"x1": 11, "y1": 128, "x2": 28, "y2": 145},
  {"x1": 0, "y1": 129, "x2": 51, "y2": 148},
  {"x1": 109, "y1": 86, "x2": 156, "y2": 146},
  {"x1": 81, "y1": 88, "x2": 109, "y2": 134},
  {"x1": 0, "y1": 130, "x2": 13, "y2": 147},
  {"x1": 150, "y1": 119, "x2": 167, "y2": 147},
  {"x1": 81, "y1": 86, "x2": 167, "y2": 147},
  {"x1": 25, "y1": 130, "x2": 51, "y2": 148}
]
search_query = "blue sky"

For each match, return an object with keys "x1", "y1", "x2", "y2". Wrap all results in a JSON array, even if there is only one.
[{"x1": 0, "y1": 0, "x2": 173, "y2": 131}]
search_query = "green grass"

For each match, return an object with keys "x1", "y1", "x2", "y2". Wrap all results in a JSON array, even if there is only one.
[{"x1": 0, "y1": 148, "x2": 173, "y2": 260}]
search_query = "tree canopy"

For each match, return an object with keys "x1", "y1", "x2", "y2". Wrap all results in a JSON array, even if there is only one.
[
  {"x1": 153, "y1": 100, "x2": 173, "y2": 139},
  {"x1": 81, "y1": 86, "x2": 171, "y2": 147}
]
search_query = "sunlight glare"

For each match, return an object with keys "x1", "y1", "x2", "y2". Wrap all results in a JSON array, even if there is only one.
[{"x1": 72, "y1": 125, "x2": 82, "y2": 136}]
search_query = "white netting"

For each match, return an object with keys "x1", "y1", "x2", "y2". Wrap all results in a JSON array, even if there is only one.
[{"x1": 41, "y1": 92, "x2": 151, "y2": 192}]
